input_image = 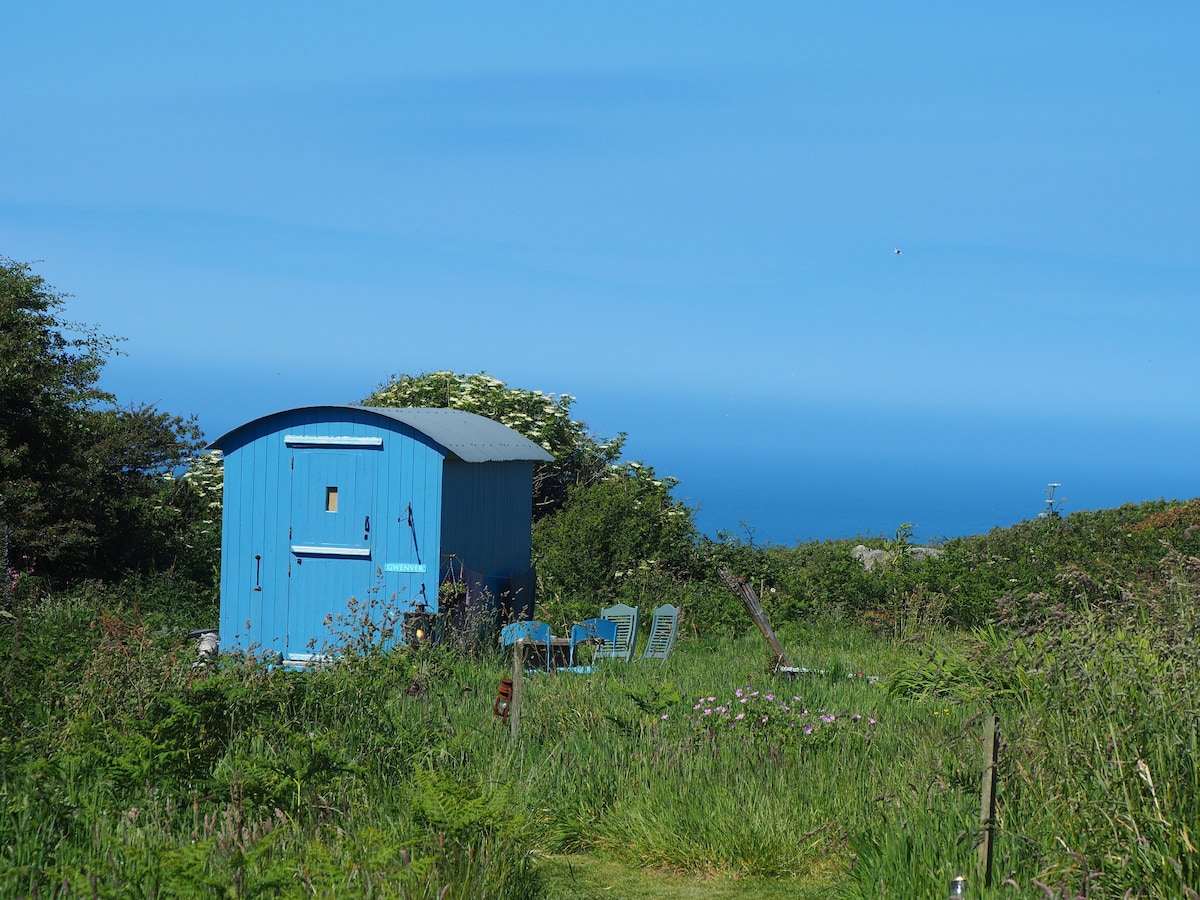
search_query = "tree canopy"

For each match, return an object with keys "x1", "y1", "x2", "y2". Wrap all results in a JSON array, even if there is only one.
[
  {"x1": 1, "y1": 258, "x2": 206, "y2": 585},
  {"x1": 363, "y1": 371, "x2": 624, "y2": 519}
]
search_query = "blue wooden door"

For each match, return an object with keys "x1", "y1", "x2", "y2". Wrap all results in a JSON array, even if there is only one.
[{"x1": 288, "y1": 448, "x2": 379, "y2": 655}]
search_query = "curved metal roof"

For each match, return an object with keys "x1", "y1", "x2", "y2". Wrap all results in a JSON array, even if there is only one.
[{"x1": 210, "y1": 405, "x2": 554, "y2": 463}]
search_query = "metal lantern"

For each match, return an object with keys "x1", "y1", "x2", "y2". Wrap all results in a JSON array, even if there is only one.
[
  {"x1": 402, "y1": 600, "x2": 435, "y2": 647},
  {"x1": 493, "y1": 677, "x2": 514, "y2": 723}
]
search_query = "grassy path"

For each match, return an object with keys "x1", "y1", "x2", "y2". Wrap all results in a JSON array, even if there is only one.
[{"x1": 537, "y1": 854, "x2": 843, "y2": 899}]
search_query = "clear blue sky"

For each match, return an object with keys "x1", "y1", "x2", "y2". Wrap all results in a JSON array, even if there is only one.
[{"x1": 4, "y1": 4, "x2": 1197, "y2": 542}]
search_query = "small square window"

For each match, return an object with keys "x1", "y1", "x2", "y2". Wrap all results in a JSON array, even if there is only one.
[{"x1": 325, "y1": 486, "x2": 338, "y2": 513}]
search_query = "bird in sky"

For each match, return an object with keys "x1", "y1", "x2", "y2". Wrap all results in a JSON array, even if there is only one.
[{"x1": 893, "y1": 248, "x2": 903, "y2": 255}]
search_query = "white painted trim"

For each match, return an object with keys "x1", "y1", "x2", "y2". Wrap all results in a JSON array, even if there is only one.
[
  {"x1": 291, "y1": 545, "x2": 372, "y2": 557},
  {"x1": 284, "y1": 435, "x2": 383, "y2": 448}
]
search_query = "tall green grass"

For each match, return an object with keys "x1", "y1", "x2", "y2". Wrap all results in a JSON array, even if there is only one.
[{"x1": 3, "y1": 505, "x2": 1199, "y2": 897}]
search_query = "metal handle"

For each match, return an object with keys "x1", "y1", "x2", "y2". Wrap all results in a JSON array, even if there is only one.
[
  {"x1": 254, "y1": 554, "x2": 262, "y2": 591},
  {"x1": 364, "y1": 515, "x2": 370, "y2": 539}
]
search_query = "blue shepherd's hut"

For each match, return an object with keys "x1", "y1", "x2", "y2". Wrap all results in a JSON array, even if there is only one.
[{"x1": 211, "y1": 406, "x2": 552, "y2": 658}]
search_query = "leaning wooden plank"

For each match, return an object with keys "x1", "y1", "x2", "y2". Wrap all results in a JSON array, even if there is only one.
[{"x1": 717, "y1": 566, "x2": 790, "y2": 670}]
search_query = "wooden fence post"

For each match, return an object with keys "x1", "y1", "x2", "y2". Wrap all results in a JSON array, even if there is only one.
[
  {"x1": 979, "y1": 715, "x2": 999, "y2": 887},
  {"x1": 510, "y1": 642, "x2": 524, "y2": 737}
]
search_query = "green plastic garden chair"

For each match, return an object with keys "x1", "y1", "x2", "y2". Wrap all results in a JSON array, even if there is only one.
[
  {"x1": 641, "y1": 604, "x2": 679, "y2": 665},
  {"x1": 595, "y1": 603, "x2": 639, "y2": 662}
]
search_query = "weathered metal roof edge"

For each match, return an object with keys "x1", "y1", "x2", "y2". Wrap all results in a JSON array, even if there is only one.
[{"x1": 209, "y1": 405, "x2": 555, "y2": 463}]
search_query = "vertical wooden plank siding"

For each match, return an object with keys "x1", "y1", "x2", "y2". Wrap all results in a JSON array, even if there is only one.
[
  {"x1": 218, "y1": 408, "x2": 535, "y2": 655},
  {"x1": 441, "y1": 460, "x2": 534, "y2": 592},
  {"x1": 284, "y1": 411, "x2": 386, "y2": 652},
  {"x1": 262, "y1": 423, "x2": 290, "y2": 653},
  {"x1": 374, "y1": 419, "x2": 444, "y2": 615},
  {"x1": 220, "y1": 416, "x2": 293, "y2": 656}
]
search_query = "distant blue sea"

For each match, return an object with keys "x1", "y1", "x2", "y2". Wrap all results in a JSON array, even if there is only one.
[
  {"x1": 672, "y1": 454, "x2": 1198, "y2": 546},
  {"x1": 596, "y1": 397, "x2": 1200, "y2": 547}
]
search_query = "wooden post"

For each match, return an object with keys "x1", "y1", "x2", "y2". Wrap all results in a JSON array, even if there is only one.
[
  {"x1": 510, "y1": 642, "x2": 524, "y2": 737},
  {"x1": 718, "y1": 567, "x2": 790, "y2": 669},
  {"x1": 978, "y1": 715, "x2": 999, "y2": 887}
]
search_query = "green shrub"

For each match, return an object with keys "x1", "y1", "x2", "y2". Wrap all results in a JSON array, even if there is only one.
[{"x1": 533, "y1": 463, "x2": 698, "y2": 623}]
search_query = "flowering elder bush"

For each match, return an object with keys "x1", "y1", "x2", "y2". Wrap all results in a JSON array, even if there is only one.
[
  {"x1": 176, "y1": 449, "x2": 224, "y2": 534},
  {"x1": 137, "y1": 449, "x2": 226, "y2": 584},
  {"x1": 363, "y1": 371, "x2": 624, "y2": 518},
  {"x1": 676, "y1": 686, "x2": 878, "y2": 747}
]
